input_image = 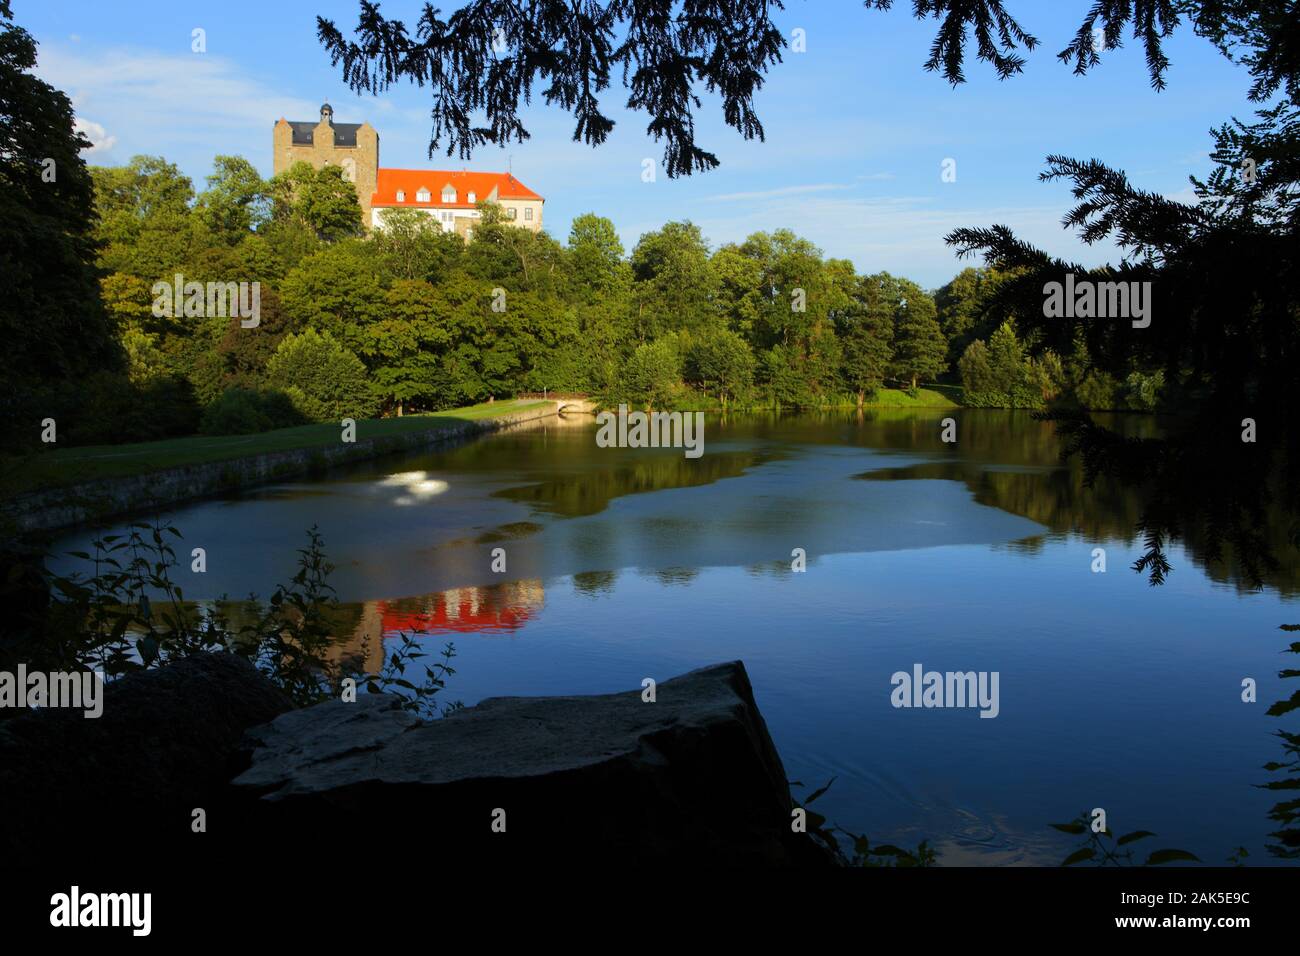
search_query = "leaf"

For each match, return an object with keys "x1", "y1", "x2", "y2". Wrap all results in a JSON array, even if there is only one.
[
  {"x1": 804, "y1": 776, "x2": 836, "y2": 805},
  {"x1": 869, "y1": 844, "x2": 909, "y2": 857},
  {"x1": 1117, "y1": 830, "x2": 1156, "y2": 845},
  {"x1": 1143, "y1": 849, "x2": 1200, "y2": 866},
  {"x1": 1061, "y1": 847, "x2": 1096, "y2": 866},
  {"x1": 1050, "y1": 822, "x2": 1088, "y2": 834}
]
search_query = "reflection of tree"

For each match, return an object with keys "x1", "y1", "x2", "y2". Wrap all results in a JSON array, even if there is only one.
[
  {"x1": 647, "y1": 566, "x2": 699, "y2": 587},
  {"x1": 857, "y1": 410, "x2": 1299, "y2": 596},
  {"x1": 572, "y1": 569, "x2": 618, "y2": 596},
  {"x1": 1263, "y1": 624, "x2": 1300, "y2": 859},
  {"x1": 494, "y1": 448, "x2": 785, "y2": 517}
]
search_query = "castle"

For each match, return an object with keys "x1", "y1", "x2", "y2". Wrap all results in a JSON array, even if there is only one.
[{"x1": 272, "y1": 104, "x2": 544, "y2": 237}]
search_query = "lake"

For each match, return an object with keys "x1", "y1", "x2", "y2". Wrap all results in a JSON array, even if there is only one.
[{"x1": 52, "y1": 409, "x2": 1300, "y2": 865}]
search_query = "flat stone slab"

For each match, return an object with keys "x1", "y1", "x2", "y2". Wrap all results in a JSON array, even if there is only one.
[{"x1": 232, "y1": 661, "x2": 836, "y2": 865}]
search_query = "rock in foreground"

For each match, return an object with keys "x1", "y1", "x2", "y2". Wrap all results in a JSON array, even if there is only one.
[{"x1": 233, "y1": 661, "x2": 837, "y2": 866}]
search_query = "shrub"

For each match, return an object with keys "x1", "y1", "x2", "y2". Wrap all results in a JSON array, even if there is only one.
[
  {"x1": 265, "y1": 328, "x2": 379, "y2": 422},
  {"x1": 200, "y1": 387, "x2": 307, "y2": 435}
]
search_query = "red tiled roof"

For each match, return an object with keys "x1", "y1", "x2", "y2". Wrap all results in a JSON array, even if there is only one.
[{"x1": 372, "y1": 168, "x2": 542, "y2": 208}]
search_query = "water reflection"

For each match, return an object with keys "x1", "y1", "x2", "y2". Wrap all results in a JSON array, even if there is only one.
[{"x1": 330, "y1": 580, "x2": 545, "y2": 672}]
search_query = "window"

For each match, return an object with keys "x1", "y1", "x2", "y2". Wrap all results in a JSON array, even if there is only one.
[
  {"x1": 506, "y1": 207, "x2": 517, "y2": 220},
  {"x1": 395, "y1": 189, "x2": 405, "y2": 202},
  {"x1": 524, "y1": 207, "x2": 534, "y2": 221},
  {"x1": 468, "y1": 191, "x2": 476, "y2": 204},
  {"x1": 416, "y1": 187, "x2": 431, "y2": 203},
  {"x1": 442, "y1": 185, "x2": 457, "y2": 203}
]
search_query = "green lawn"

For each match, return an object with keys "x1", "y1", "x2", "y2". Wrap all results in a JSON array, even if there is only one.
[
  {"x1": 5, "y1": 400, "x2": 551, "y2": 496},
  {"x1": 865, "y1": 386, "x2": 959, "y2": 408}
]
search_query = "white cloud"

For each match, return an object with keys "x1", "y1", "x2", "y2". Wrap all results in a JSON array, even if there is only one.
[
  {"x1": 34, "y1": 44, "x2": 322, "y2": 173},
  {"x1": 73, "y1": 118, "x2": 117, "y2": 155},
  {"x1": 706, "y1": 183, "x2": 853, "y2": 202}
]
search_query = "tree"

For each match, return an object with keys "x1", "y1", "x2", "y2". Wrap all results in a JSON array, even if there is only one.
[
  {"x1": 958, "y1": 339, "x2": 996, "y2": 396},
  {"x1": 947, "y1": 105, "x2": 1300, "y2": 582},
  {"x1": 986, "y1": 321, "x2": 1026, "y2": 394},
  {"x1": 685, "y1": 330, "x2": 755, "y2": 407},
  {"x1": 838, "y1": 278, "x2": 895, "y2": 404},
  {"x1": 357, "y1": 278, "x2": 452, "y2": 414},
  {"x1": 372, "y1": 207, "x2": 462, "y2": 282},
  {"x1": 877, "y1": 275, "x2": 946, "y2": 391},
  {"x1": 0, "y1": 0, "x2": 124, "y2": 446},
  {"x1": 196, "y1": 155, "x2": 269, "y2": 243},
  {"x1": 269, "y1": 161, "x2": 362, "y2": 241},
  {"x1": 621, "y1": 337, "x2": 683, "y2": 409},
  {"x1": 630, "y1": 222, "x2": 717, "y2": 340},
  {"x1": 91, "y1": 156, "x2": 201, "y2": 279},
  {"x1": 567, "y1": 213, "x2": 624, "y2": 292},
  {"x1": 317, "y1": 1, "x2": 1263, "y2": 178},
  {"x1": 279, "y1": 240, "x2": 386, "y2": 353},
  {"x1": 265, "y1": 328, "x2": 378, "y2": 422}
]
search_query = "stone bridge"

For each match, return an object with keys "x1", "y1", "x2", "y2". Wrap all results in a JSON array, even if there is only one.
[{"x1": 518, "y1": 392, "x2": 598, "y2": 415}]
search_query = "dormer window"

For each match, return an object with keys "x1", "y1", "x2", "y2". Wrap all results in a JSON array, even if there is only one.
[
  {"x1": 441, "y1": 185, "x2": 457, "y2": 203},
  {"x1": 468, "y1": 191, "x2": 476, "y2": 204},
  {"x1": 396, "y1": 189, "x2": 405, "y2": 202},
  {"x1": 416, "y1": 187, "x2": 431, "y2": 203}
]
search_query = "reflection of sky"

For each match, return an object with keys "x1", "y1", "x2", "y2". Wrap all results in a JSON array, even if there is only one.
[
  {"x1": 415, "y1": 538, "x2": 1296, "y2": 867},
  {"x1": 50, "y1": 422, "x2": 1046, "y2": 603},
  {"x1": 46, "y1": 416, "x2": 1300, "y2": 865}
]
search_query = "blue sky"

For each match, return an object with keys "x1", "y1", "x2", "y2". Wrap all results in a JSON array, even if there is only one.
[{"x1": 20, "y1": 0, "x2": 1263, "y2": 287}]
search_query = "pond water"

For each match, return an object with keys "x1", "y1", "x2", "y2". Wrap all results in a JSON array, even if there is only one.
[{"x1": 52, "y1": 409, "x2": 1300, "y2": 865}]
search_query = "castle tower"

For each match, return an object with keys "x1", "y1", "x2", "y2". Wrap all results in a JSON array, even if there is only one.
[{"x1": 273, "y1": 103, "x2": 379, "y2": 225}]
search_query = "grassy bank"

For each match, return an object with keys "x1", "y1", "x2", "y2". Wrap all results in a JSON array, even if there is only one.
[{"x1": 3, "y1": 400, "x2": 551, "y2": 497}]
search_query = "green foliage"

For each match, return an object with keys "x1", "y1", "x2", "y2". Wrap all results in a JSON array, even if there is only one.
[
  {"x1": 885, "y1": 275, "x2": 946, "y2": 390},
  {"x1": 791, "y1": 777, "x2": 938, "y2": 867},
  {"x1": 196, "y1": 154, "x2": 269, "y2": 243},
  {"x1": 631, "y1": 221, "x2": 718, "y2": 340},
  {"x1": 838, "y1": 276, "x2": 895, "y2": 403},
  {"x1": 265, "y1": 328, "x2": 379, "y2": 422},
  {"x1": 199, "y1": 387, "x2": 306, "y2": 435},
  {"x1": 0, "y1": 4, "x2": 125, "y2": 448},
  {"x1": 1262, "y1": 624, "x2": 1300, "y2": 857},
  {"x1": 684, "y1": 329, "x2": 755, "y2": 406},
  {"x1": 269, "y1": 160, "x2": 362, "y2": 241},
  {"x1": 1050, "y1": 813, "x2": 1200, "y2": 867},
  {"x1": 619, "y1": 336, "x2": 683, "y2": 408},
  {"x1": 16, "y1": 521, "x2": 459, "y2": 718},
  {"x1": 372, "y1": 207, "x2": 463, "y2": 282}
]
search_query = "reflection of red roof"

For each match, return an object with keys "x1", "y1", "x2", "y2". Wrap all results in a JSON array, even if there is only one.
[
  {"x1": 371, "y1": 168, "x2": 542, "y2": 209},
  {"x1": 378, "y1": 593, "x2": 535, "y2": 634}
]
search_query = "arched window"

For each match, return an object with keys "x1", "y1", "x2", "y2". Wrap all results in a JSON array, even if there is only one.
[
  {"x1": 441, "y1": 185, "x2": 457, "y2": 203},
  {"x1": 416, "y1": 187, "x2": 431, "y2": 203}
]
